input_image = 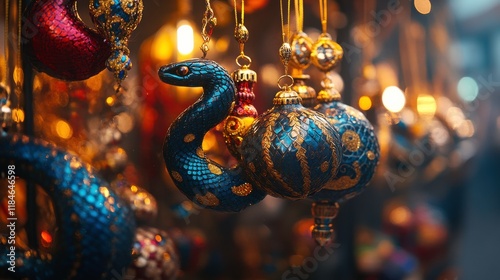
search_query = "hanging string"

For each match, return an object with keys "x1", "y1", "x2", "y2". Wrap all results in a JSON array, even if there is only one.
[
  {"x1": 294, "y1": 0, "x2": 304, "y2": 33},
  {"x1": 200, "y1": 0, "x2": 217, "y2": 58},
  {"x1": 319, "y1": 0, "x2": 327, "y2": 33},
  {"x1": 234, "y1": 0, "x2": 244, "y2": 28},
  {"x1": 278, "y1": 0, "x2": 293, "y2": 88},
  {"x1": 280, "y1": 0, "x2": 291, "y2": 44}
]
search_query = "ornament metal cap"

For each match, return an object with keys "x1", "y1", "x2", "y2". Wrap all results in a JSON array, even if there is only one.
[
  {"x1": 232, "y1": 68, "x2": 257, "y2": 83},
  {"x1": 273, "y1": 88, "x2": 302, "y2": 105}
]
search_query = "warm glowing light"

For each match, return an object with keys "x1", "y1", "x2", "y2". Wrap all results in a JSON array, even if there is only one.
[
  {"x1": 11, "y1": 108, "x2": 24, "y2": 123},
  {"x1": 177, "y1": 21, "x2": 195, "y2": 55},
  {"x1": 55, "y1": 120, "x2": 73, "y2": 139},
  {"x1": 457, "y1": 77, "x2": 479, "y2": 102},
  {"x1": 130, "y1": 185, "x2": 138, "y2": 193},
  {"x1": 390, "y1": 206, "x2": 412, "y2": 226},
  {"x1": 41, "y1": 231, "x2": 53, "y2": 244},
  {"x1": 358, "y1": 96, "x2": 372, "y2": 111},
  {"x1": 202, "y1": 131, "x2": 217, "y2": 151},
  {"x1": 415, "y1": 0, "x2": 432, "y2": 14},
  {"x1": 456, "y1": 120, "x2": 475, "y2": 138},
  {"x1": 417, "y1": 94, "x2": 437, "y2": 118},
  {"x1": 106, "y1": 96, "x2": 116, "y2": 106},
  {"x1": 382, "y1": 86, "x2": 406, "y2": 113}
]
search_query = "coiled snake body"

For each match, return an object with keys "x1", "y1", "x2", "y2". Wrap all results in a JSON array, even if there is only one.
[
  {"x1": 0, "y1": 135, "x2": 135, "y2": 279},
  {"x1": 159, "y1": 59, "x2": 267, "y2": 212}
]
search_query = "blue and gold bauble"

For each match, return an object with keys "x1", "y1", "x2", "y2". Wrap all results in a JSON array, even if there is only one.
[
  {"x1": 311, "y1": 94, "x2": 380, "y2": 202},
  {"x1": 308, "y1": 88, "x2": 380, "y2": 245},
  {"x1": 239, "y1": 86, "x2": 343, "y2": 199}
]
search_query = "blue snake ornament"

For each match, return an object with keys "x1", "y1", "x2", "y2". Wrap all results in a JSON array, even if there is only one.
[
  {"x1": 159, "y1": 59, "x2": 342, "y2": 211},
  {"x1": 0, "y1": 135, "x2": 135, "y2": 279}
]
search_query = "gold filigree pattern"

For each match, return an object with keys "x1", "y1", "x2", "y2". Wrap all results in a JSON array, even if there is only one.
[
  {"x1": 325, "y1": 162, "x2": 361, "y2": 190},
  {"x1": 184, "y1": 134, "x2": 195, "y2": 143},
  {"x1": 208, "y1": 163, "x2": 223, "y2": 175},
  {"x1": 342, "y1": 130, "x2": 361, "y2": 152},
  {"x1": 231, "y1": 183, "x2": 253, "y2": 196},
  {"x1": 262, "y1": 112, "x2": 299, "y2": 196},
  {"x1": 195, "y1": 192, "x2": 220, "y2": 207},
  {"x1": 171, "y1": 171, "x2": 183, "y2": 182},
  {"x1": 288, "y1": 111, "x2": 311, "y2": 193}
]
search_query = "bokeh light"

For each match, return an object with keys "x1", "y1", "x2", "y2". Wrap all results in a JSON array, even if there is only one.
[
  {"x1": 417, "y1": 94, "x2": 437, "y2": 118},
  {"x1": 457, "y1": 77, "x2": 479, "y2": 102},
  {"x1": 177, "y1": 21, "x2": 195, "y2": 55},
  {"x1": 382, "y1": 86, "x2": 406, "y2": 113},
  {"x1": 415, "y1": 0, "x2": 432, "y2": 15},
  {"x1": 359, "y1": 96, "x2": 373, "y2": 111}
]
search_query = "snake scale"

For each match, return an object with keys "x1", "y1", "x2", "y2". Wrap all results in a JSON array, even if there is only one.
[{"x1": 0, "y1": 135, "x2": 135, "y2": 279}]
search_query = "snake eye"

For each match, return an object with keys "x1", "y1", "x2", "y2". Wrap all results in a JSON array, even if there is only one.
[{"x1": 176, "y1": 66, "x2": 190, "y2": 76}]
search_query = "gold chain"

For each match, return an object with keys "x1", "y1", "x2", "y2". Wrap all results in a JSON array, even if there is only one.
[
  {"x1": 200, "y1": 0, "x2": 217, "y2": 58},
  {"x1": 294, "y1": 0, "x2": 304, "y2": 32},
  {"x1": 319, "y1": 0, "x2": 327, "y2": 33},
  {"x1": 233, "y1": 0, "x2": 244, "y2": 27},
  {"x1": 280, "y1": 0, "x2": 291, "y2": 44}
]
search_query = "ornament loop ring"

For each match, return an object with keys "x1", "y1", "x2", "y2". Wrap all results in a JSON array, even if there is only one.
[
  {"x1": 236, "y1": 55, "x2": 252, "y2": 68},
  {"x1": 277, "y1": 75, "x2": 294, "y2": 90}
]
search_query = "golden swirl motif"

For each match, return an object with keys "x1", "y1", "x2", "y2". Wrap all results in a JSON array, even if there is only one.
[{"x1": 325, "y1": 162, "x2": 361, "y2": 191}]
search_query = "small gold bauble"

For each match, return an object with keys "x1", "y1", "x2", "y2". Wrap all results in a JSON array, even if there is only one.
[
  {"x1": 234, "y1": 24, "x2": 249, "y2": 44},
  {"x1": 311, "y1": 33, "x2": 344, "y2": 72},
  {"x1": 289, "y1": 32, "x2": 314, "y2": 70}
]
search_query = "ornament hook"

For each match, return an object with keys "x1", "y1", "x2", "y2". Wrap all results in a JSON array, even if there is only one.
[{"x1": 201, "y1": 0, "x2": 217, "y2": 58}]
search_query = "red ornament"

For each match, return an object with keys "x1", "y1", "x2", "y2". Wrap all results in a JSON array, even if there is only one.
[{"x1": 23, "y1": 0, "x2": 110, "y2": 81}]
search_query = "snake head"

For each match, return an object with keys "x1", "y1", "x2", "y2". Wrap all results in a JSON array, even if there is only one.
[{"x1": 158, "y1": 59, "x2": 225, "y2": 87}]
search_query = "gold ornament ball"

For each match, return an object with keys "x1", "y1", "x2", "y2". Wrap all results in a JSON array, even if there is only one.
[{"x1": 311, "y1": 33, "x2": 343, "y2": 72}]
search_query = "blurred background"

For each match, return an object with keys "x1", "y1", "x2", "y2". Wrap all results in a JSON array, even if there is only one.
[{"x1": 2, "y1": 0, "x2": 500, "y2": 279}]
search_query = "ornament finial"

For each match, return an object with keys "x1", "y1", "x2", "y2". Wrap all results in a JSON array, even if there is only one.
[{"x1": 311, "y1": 201, "x2": 339, "y2": 246}]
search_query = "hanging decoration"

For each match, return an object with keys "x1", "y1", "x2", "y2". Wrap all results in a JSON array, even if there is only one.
[
  {"x1": 0, "y1": 135, "x2": 136, "y2": 279},
  {"x1": 307, "y1": 0, "x2": 380, "y2": 246},
  {"x1": 89, "y1": 0, "x2": 144, "y2": 89},
  {"x1": 222, "y1": 0, "x2": 259, "y2": 157},
  {"x1": 23, "y1": 0, "x2": 111, "y2": 81},
  {"x1": 310, "y1": 0, "x2": 344, "y2": 102},
  {"x1": 159, "y1": 0, "x2": 342, "y2": 212},
  {"x1": 289, "y1": 0, "x2": 316, "y2": 108},
  {"x1": 238, "y1": 0, "x2": 341, "y2": 199}
]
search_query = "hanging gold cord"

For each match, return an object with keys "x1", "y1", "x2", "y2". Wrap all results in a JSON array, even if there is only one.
[
  {"x1": 319, "y1": 0, "x2": 327, "y2": 33},
  {"x1": 234, "y1": 0, "x2": 244, "y2": 27},
  {"x1": 280, "y1": 0, "x2": 291, "y2": 44},
  {"x1": 13, "y1": 0, "x2": 23, "y2": 123},
  {"x1": 294, "y1": 0, "x2": 304, "y2": 33}
]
